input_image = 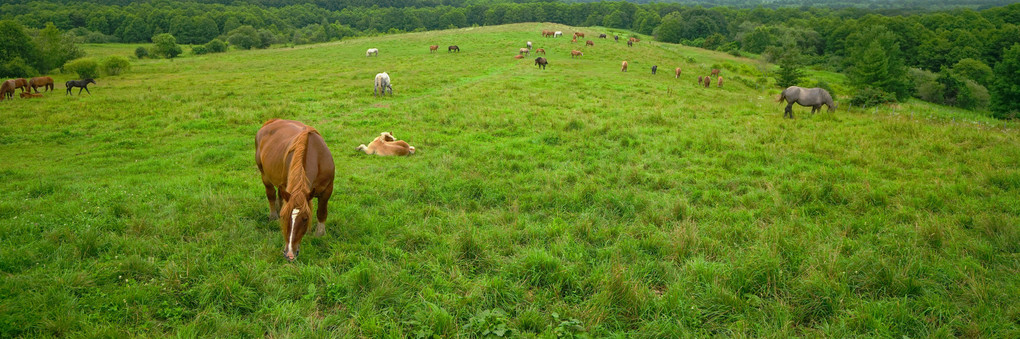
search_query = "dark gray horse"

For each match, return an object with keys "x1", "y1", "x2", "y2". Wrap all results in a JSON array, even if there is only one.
[
  {"x1": 777, "y1": 86, "x2": 835, "y2": 119},
  {"x1": 534, "y1": 57, "x2": 547, "y2": 70},
  {"x1": 65, "y1": 79, "x2": 95, "y2": 95},
  {"x1": 651, "y1": 65, "x2": 657, "y2": 75}
]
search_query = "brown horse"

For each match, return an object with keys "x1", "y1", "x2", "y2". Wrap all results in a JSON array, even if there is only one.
[
  {"x1": 542, "y1": 30, "x2": 553, "y2": 37},
  {"x1": 628, "y1": 37, "x2": 638, "y2": 43},
  {"x1": 571, "y1": 37, "x2": 577, "y2": 43},
  {"x1": 698, "y1": 76, "x2": 703, "y2": 85},
  {"x1": 255, "y1": 119, "x2": 335, "y2": 261},
  {"x1": 535, "y1": 48, "x2": 545, "y2": 55},
  {"x1": 535, "y1": 57, "x2": 548, "y2": 70},
  {"x1": 621, "y1": 61, "x2": 628, "y2": 72},
  {"x1": 0, "y1": 80, "x2": 15, "y2": 101},
  {"x1": 12, "y1": 78, "x2": 29, "y2": 93},
  {"x1": 356, "y1": 132, "x2": 416, "y2": 156},
  {"x1": 20, "y1": 92, "x2": 42, "y2": 99},
  {"x1": 574, "y1": 32, "x2": 585, "y2": 38},
  {"x1": 704, "y1": 76, "x2": 711, "y2": 88},
  {"x1": 711, "y1": 69, "x2": 721, "y2": 77},
  {"x1": 29, "y1": 77, "x2": 54, "y2": 93},
  {"x1": 717, "y1": 76, "x2": 723, "y2": 88},
  {"x1": 585, "y1": 40, "x2": 594, "y2": 47},
  {"x1": 571, "y1": 50, "x2": 583, "y2": 58},
  {"x1": 599, "y1": 34, "x2": 607, "y2": 39},
  {"x1": 627, "y1": 40, "x2": 633, "y2": 47},
  {"x1": 514, "y1": 54, "x2": 524, "y2": 59},
  {"x1": 675, "y1": 67, "x2": 682, "y2": 78},
  {"x1": 430, "y1": 45, "x2": 438, "y2": 53}
]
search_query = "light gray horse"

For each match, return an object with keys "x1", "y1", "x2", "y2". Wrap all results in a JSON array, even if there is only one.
[
  {"x1": 526, "y1": 41, "x2": 532, "y2": 50},
  {"x1": 366, "y1": 48, "x2": 379, "y2": 57},
  {"x1": 374, "y1": 72, "x2": 392, "y2": 96},
  {"x1": 777, "y1": 86, "x2": 836, "y2": 119}
]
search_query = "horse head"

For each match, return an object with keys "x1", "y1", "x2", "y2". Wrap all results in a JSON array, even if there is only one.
[{"x1": 281, "y1": 200, "x2": 312, "y2": 261}]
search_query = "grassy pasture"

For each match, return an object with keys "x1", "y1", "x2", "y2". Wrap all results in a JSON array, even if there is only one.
[{"x1": 1, "y1": 23, "x2": 1019, "y2": 337}]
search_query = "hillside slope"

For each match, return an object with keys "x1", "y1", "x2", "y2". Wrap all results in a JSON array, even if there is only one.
[{"x1": 0, "y1": 23, "x2": 1018, "y2": 337}]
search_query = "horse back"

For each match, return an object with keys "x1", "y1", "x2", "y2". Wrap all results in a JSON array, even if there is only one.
[
  {"x1": 304, "y1": 131, "x2": 335, "y2": 195},
  {"x1": 256, "y1": 120, "x2": 307, "y2": 186}
]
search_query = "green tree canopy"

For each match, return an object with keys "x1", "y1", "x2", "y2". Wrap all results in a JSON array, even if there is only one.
[
  {"x1": 151, "y1": 33, "x2": 183, "y2": 59},
  {"x1": 990, "y1": 44, "x2": 1020, "y2": 119}
]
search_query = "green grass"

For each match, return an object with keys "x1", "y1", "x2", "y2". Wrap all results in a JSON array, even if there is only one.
[{"x1": 2, "y1": 23, "x2": 1019, "y2": 337}]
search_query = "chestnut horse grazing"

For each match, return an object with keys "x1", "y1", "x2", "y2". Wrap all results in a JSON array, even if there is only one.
[
  {"x1": 675, "y1": 67, "x2": 682, "y2": 78},
  {"x1": 621, "y1": 61, "x2": 628, "y2": 72},
  {"x1": 585, "y1": 40, "x2": 594, "y2": 47},
  {"x1": 0, "y1": 80, "x2": 15, "y2": 100},
  {"x1": 12, "y1": 78, "x2": 29, "y2": 93},
  {"x1": 571, "y1": 50, "x2": 583, "y2": 58},
  {"x1": 698, "y1": 75, "x2": 703, "y2": 85},
  {"x1": 704, "y1": 76, "x2": 711, "y2": 88},
  {"x1": 542, "y1": 30, "x2": 553, "y2": 37},
  {"x1": 29, "y1": 76, "x2": 53, "y2": 93},
  {"x1": 574, "y1": 32, "x2": 585, "y2": 38},
  {"x1": 255, "y1": 119, "x2": 335, "y2": 261},
  {"x1": 356, "y1": 132, "x2": 415, "y2": 156},
  {"x1": 711, "y1": 69, "x2": 720, "y2": 77},
  {"x1": 535, "y1": 48, "x2": 545, "y2": 55},
  {"x1": 430, "y1": 45, "x2": 438, "y2": 53}
]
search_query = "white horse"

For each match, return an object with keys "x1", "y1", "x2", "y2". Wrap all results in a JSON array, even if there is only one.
[
  {"x1": 526, "y1": 41, "x2": 532, "y2": 50},
  {"x1": 554, "y1": 31, "x2": 562, "y2": 37},
  {"x1": 366, "y1": 48, "x2": 379, "y2": 57},
  {"x1": 374, "y1": 72, "x2": 392, "y2": 96}
]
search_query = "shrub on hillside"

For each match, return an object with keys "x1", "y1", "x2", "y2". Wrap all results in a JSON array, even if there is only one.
[
  {"x1": 205, "y1": 39, "x2": 227, "y2": 53},
  {"x1": 135, "y1": 46, "x2": 149, "y2": 59},
  {"x1": 102, "y1": 56, "x2": 130, "y2": 76},
  {"x1": 64, "y1": 58, "x2": 100, "y2": 79},
  {"x1": 151, "y1": 33, "x2": 182, "y2": 59},
  {"x1": 850, "y1": 87, "x2": 895, "y2": 107},
  {"x1": 192, "y1": 45, "x2": 208, "y2": 55}
]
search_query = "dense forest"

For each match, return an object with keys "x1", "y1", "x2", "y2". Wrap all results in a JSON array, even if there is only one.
[{"x1": 1, "y1": 0, "x2": 1018, "y2": 117}]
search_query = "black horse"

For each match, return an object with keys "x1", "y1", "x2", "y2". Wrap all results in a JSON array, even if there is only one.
[
  {"x1": 448, "y1": 45, "x2": 460, "y2": 52},
  {"x1": 66, "y1": 79, "x2": 96, "y2": 95},
  {"x1": 651, "y1": 65, "x2": 657, "y2": 75},
  {"x1": 534, "y1": 57, "x2": 547, "y2": 70}
]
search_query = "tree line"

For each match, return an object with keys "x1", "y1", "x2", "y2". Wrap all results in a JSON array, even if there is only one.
[{"x1": 1, "y1": 1, "x2": 1017, "y2": 117}]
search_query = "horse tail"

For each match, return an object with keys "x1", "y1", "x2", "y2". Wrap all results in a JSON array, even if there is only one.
[
  {"x1": 284, "y1": 127, "x2": 317, "y2": 215},
  {"x1": 776, "y1": 93, "x2": 786, "y2": 103}
]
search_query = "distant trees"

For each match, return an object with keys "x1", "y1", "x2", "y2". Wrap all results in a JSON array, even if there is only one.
[
  {"x1": 0, "y1": 20, "x2": 40, "y2": 77},
  {"x1": 846, "y1": 26, "x2": 910, "y2": 102},
  {"x1": 990, "y1": 44, "x2": 1020, "y2": 119}
]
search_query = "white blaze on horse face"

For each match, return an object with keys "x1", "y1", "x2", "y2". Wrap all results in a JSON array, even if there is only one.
[{"x1": 288, "y1": 208, "x2": 299, "y2": 256}]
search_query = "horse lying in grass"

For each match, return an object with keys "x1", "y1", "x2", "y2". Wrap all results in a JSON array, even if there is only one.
[
  {"x1": 356, "y1": 132, "x2": 416, "y2": 156},
  {"x1": 777, "y1": 86, "x2": 836, "y2": 119},
  {"x1": 255, "y1": 119, "x2": 335, "y2": 261},
  {"x1": 20, "y1": 92, "x2": 43, "y2": 99}
]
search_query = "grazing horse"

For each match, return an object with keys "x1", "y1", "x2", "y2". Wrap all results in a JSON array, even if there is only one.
[
  {"x1": 651, "y1": 65, "x2": 658, "y2": 75},
  {"x1": 574, "y1": 32, "x2": 585, "y2": 38},
  {"x1": 621, "y1": 61, "x2": 628, "y2": 72},
  {"x1": 374, "y1": 72, "x2": 393, "y2": 96},
  {"x1": 66, "y1": 79, "x2": 95, "y2": 95},
  {"x1": 571, "y1": 37, "x2": 577, "y2": 43},
  {"x1": 366, "y1": 48, "x2": 379, "y2": 57},
  {"x1": 356, "y1": 132, "x2": 416, "y2": 156},
  {"x1": 542, "y1": 30, "x2": 553, "y2": 38},
  {"x1": 519, "y1": 48, "x2": 530, "y2": 56},
  {"x1": 526, "y1": 41, "x2": 532, "y2": 50},
  {"x1": 698, "y1": 75, "x2": 703, "y2": 85},
  {"x1": 628, "y1": 37, "x2": 638, "y2": 43},
  {"x1": 585, "y1": 40, "x2": 594, "y2": 47},
  {"x1": 534, "y1": 57, "x2": 548, "y2": 70},
  {"x1": 675, "y1": 67, "x2": 682, "y2": 78},
  {"x1": 570, "y1": 50, "x2": 583, "y2": 58},
  {"x1": 703, "y1": 76, "x2": 711, "y2": 88},
  {"x1": 554, "y1": 31, "x2": 563, "y2": 37},
  {"x1": 711, "y1": 68, "x2": 720, "y2": 77},
  {"x1": 717, "y1": 76, "x2": 723, "y2": 88},
  {"x1": 627, "y1": 40, "x2": 633, "y2": 47},
  {"x1": 12, "y1": 78, "x2": 29, "y2": 93},
  {"x1": 0, "y1": 80, "x2": 15, "y2": 101},
  {"x1": 255, "y1": 119, "x2": 335, "y2": 261},
  {"x1": 448, "y1": 45, "x2": 460, "y2": 52},
  {"x1": 615, "y1": 35, "x2": 619, "y2": 42},
  {"x1": 777, "y1": 86, "x2": 836, "y2": 119},
  {"x1": 599, "y1": 34, "x2": 607, "y2": 39},
  {"x1": 535, "y1": 48, "x2": 546, "y2": 55},
  {"x1": 29, "y1": 76, "x2": 53, "y2": 93},
  {"x1": 430, "y1": 45, "x2": 438, "y2": 53},
  {"x1": 20, "y1": 92, "x2": 43, "y2": 99}
]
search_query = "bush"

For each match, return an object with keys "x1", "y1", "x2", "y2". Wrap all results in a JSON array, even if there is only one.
[
  {"x1": 102, "y1": 56, "x2": 130, "y2": 76},
  {"x1": 958, "y1": 79, "x2": 990, "y2": 111},
  {"x1": 192, "y1": 45, "x2": 208, "y2": 55},
  {"x1": 64, "y1": 58, "x2": 100, "y2": 79},
  {"x1": 227, "y1": 26, "x2": 260, "y2": 50},
  {"x1": 151, "y1": 33, "x2": 182, "y2": 59},
  {"x1": 850, "y1": 87, "x2": 896, "y2": 107},
  {"x1": 135, "y1": 46, "x2": 149, "y2": 59},
  {"x1": 0, "y1": 57, "x2": 38, "y2": 78},
  {"x1": 909, "y1": 68, "x2": 943, "y2": 103},
  {"x1": 204, "y1": 39, "x2": 227, "y2": 53}
]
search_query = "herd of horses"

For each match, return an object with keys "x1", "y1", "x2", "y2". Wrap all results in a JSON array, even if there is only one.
[{"x1": 0, "y1": 76, "x2": 97, "y2": 101}]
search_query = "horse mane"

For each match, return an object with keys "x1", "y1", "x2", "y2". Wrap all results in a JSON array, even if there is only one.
[{"x1": 283, "y1": 127, "x2": 319, "y2": 217}]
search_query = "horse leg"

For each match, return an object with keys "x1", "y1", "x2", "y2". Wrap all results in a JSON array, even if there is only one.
[
  {"x1": 314, "y1": 190, "x2": 331, "y2": 237},
  {"x1": 785, "y1": 103, "x2": 794, "y2": 119},
  {"x1": 264, "y1": 183, "x2": 279, "y2": 219},
  {"x1": 84, "y1": 86, "x2": 91, "y2": 95}
]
